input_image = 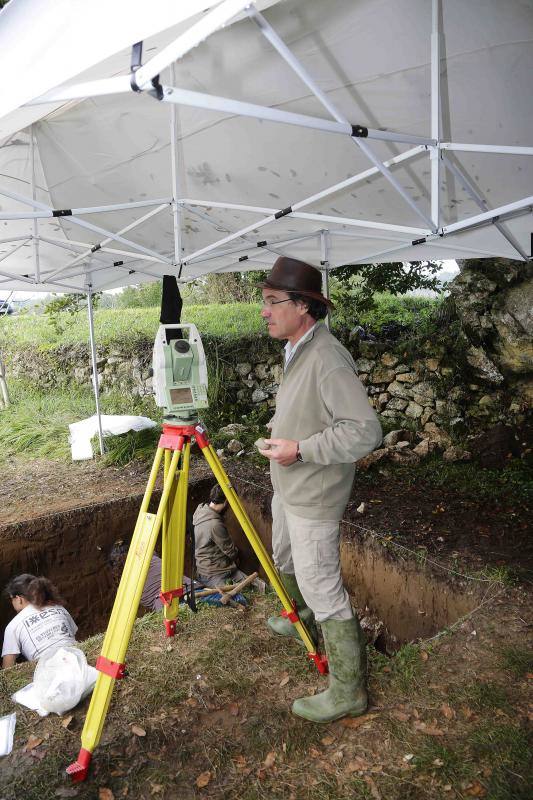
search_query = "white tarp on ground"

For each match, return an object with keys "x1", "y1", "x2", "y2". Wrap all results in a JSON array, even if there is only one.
[
  {"x1": 0, "y1": 0, "x2": 531, "y2": 295},
  {"x1": 69, "y1": 414, "x2": 157, "y2": 460}
]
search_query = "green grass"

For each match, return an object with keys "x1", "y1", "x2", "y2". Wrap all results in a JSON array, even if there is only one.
[
  {"x1": 394, "y1": 454, "x2": 533, "y2": 507},
  {"x1": 1, "y1": 303, "x2": 265, "y2": 349},
  {"x1": 413, "y1": 741, "x2": 473, "y2": 785},
  {"x1": 468, "y1": 723, "x2": 532, "y2": 800},
  {"x1": 499, "y1": 646, "x2": 533, "y2": 677},
  {"x1": 1, "y1": 294, "x2": 440, "y2": 351},
  {"x1": 0, "y1": 379, "x2": 159, "y2": 463},
  {"x1": 354, "y1": 292, "x2": 440, "y2": 332},
  {"x1": 456, "y1": 681, "x2": 509, "y2": 712}
]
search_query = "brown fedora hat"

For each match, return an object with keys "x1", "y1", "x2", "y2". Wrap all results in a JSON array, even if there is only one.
[{"x1": 260, "y1": 257, "x2": 334, "y2": 308}]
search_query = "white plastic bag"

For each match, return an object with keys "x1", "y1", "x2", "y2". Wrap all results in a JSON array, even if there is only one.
[{"x1": 33, "y1": 646, "x2": 96, "y2": 715}]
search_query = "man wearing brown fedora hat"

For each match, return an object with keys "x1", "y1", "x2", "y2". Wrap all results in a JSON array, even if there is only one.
[{"x1": 258, "y1": 256, "x2": 382, "y2": 723}]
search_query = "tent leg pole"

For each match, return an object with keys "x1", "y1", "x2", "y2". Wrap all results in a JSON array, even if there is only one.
[
  {"x1": 87, "y1": 287, "x2": 105, "y2": 456},
  {"x1": 170, "y1": 63, "x2": 182, "y2": 272},
  {"x1": 30, "y1": 124, "x2": 41, "y2": 283},
  {"x1": 431, "y1": 0, "x2": 442, "y2": 230},
  {"x1": 320, "y1": 231, "x2": 331, "y2": 330}
]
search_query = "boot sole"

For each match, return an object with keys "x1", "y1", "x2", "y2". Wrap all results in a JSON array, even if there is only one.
[{"x1": 291, "y1": 702, "x2": 368, "y2": 723}]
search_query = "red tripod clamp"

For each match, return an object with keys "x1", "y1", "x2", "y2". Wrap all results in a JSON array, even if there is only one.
[
  {"x1": 308, "y1": 652, "x2": 329, "y2": 674},
  {"x1": 96, "y1": 655, "x2": 126, "y2": 679},
  {"x1": 281, "y1": 599, "x2": 299, "y2": 624},
  {"x1": 159, "y1": 586, "x2": 184, "y2": 606}
]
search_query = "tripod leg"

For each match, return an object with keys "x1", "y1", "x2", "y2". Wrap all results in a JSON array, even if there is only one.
[
  {"x1": 199, "y1": 442, "x2": 322, "y2": 663},
  {"x1": 67, "y1": 447, "x2": 181, "y2": 782},
  {"x1": 161, "y1": 442, "x2": 190, "y2": 635}
]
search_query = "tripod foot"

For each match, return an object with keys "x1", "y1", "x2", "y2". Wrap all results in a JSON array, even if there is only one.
[
  {"x1": 164, "y1": 619, "x2": 177, "y2": 637},
  {"x1": 66, "y1": 748, "x2": 92, "y2": 783}
]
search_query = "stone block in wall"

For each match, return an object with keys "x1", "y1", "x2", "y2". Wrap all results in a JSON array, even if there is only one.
[
  {"x1": 395, "y1": 371, "x2": 417, "y2": 383},
  {"x1": 252, "y1": 388, "x2": 269, "y2": 403},
  {"x1": 377, "y1": 392, "x2": 390, "y2": 410},
  {"x1": 358, "y1": 373, "x2": 369, "y2": 385},
  {"x1": 380, "y1": 352, "x2": 399, "y2": 368},
  {"x1": 421, "y1": 407, "x2": 434, "y2": 426},
  {"x1": 387, "y1": 380, "x2": 411, "y2": 399},
  {"x1": 255, "y1": 363, "x2": 270, "y2": 381},
  {"x1": 354, "y1": 358, "x2": 375, "y2": 374},
  {"x1": 386, "y1": 397, "x2": 408, "y2": 411},
  {"x1": 372, "y1": 367, "x2": 396, "y2": 384},
  {"x1": 411, "y1": 381, "x2": 437, "y2": 400},
  {"x1": 394, "y1": 363, "x2": 410, "y2": 374},
  {"x1": 271, "y1": 364, "x2": 283, "y2": 384},
  {"x1": 405, "y1": 401, "x2": 424, "y2": 418},
  {"x1": 380, "y1": 409, "x2": 402, "y2": 418},
  {"x1": 448, "y1": 386, "x2": 466, "y2": 401},
  {"x1": 425, "y1": 357, "x2": 440, "y2": 371},
  {"x1": 421, "y1": 422, "x2": 452, "y2": 448},
  {"x1": 236, "y1": 362, "x2": 252, "y2": 376},
  {"x1": 413, "y1": 438, "x2": 431, "y2": 457}
]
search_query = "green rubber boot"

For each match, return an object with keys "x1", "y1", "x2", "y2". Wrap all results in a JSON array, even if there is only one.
[
  {"x1": 292, "y1": 617, "x2": 368, "y2": 723},
  {"x1": 267, "y1": 572, "x2": 318, "y2": 645}
]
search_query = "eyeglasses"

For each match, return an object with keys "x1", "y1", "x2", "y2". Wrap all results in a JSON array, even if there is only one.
[{"x1": 261, "y1": 298, "x2": 294, "y2": 308}]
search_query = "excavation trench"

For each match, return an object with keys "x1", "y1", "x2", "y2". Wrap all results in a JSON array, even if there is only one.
[{"x1": 0, "y1": 475, "x2": 480, "y2": 652}]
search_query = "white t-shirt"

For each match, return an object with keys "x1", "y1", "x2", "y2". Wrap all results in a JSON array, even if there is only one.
[{"x1": 2, "y1": 604, "x2": 78, "y2": 662}]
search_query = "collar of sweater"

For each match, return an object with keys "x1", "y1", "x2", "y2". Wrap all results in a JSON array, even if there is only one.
[{"x1": 284, "y1": 321, "x2": 321, "y2": 367}]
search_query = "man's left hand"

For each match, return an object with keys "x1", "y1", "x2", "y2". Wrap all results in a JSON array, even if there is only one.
[{"x1": 258, "y1": 438, "x2": 299, "y2": 466}]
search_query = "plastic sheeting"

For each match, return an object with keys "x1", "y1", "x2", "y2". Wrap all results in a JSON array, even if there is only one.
[{"x1": 68, "y1": 414, "x2": 156, "y2": 460}]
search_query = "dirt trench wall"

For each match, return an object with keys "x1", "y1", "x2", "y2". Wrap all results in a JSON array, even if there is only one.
[
  {"x1": 1, "y1": 475, "x2": 480, "y2": 651},
  {"x1": 0, "y1": 496, "x2": 143, "y2": 642}
]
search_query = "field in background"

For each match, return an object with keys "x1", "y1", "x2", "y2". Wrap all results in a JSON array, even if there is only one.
[{"x1": 0, "y1": 294, "x2": 440, "y2": 349}]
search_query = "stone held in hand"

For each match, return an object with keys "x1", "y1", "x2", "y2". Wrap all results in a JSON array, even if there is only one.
[{"x1": 255, "y1": 438, "x2": 273, "y2": 453}]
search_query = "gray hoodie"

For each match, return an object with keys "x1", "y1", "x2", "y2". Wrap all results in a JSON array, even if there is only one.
[{"x1": 193, "y1": 504, "x2": 238, "y2": 577}]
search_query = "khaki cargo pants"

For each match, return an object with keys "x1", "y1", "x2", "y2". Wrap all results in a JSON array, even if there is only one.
[{"x1": 271, "y1": 493, "x2": 353, "y2": 622}]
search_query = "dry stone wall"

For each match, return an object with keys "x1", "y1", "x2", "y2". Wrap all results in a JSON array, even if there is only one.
[{"x1": 5, "y1": 327, "x2": 528, "y2": 442}]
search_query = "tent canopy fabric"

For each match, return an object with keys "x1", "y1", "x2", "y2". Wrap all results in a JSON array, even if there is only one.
[{"x1": 0, "y1": 0, "x2": 531, "y2": 294}]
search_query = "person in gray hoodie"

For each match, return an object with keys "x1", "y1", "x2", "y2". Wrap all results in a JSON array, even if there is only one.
[
  {"x1": 258, "y1": 256, "x2": 382, "y2": 724},
  {"x1": 193, "y1": 485, "x2": 247, "y2": 588}
]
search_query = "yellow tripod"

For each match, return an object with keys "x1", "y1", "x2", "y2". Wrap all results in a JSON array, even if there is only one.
[{"x1": 67, "y1": 422, "x2": 327, "y2": 782}]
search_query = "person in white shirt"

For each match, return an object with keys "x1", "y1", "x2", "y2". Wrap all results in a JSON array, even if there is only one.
[{"x1": 2, "y1": 573, "x2": 78, "y2": 669}]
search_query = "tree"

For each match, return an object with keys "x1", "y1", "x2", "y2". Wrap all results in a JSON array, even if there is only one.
[
  {"x1": 331, "y1": 261, "x2": 442, "y2": 323},
  {"x1": 44, "y1": 293, "x2": 101, "y2": 335},
  {"x1": 200, "y1": 270, "x2": 267, "y2": 304}
]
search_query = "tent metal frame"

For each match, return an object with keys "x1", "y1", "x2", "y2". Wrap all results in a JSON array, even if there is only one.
[{"x1": 1, "y1": 0, "x2": 532, "y2": 456}]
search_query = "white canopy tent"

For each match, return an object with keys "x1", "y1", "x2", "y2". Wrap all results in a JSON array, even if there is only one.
[{"x1": 0, "y1": 0, "x2": 531, "y2": 452}]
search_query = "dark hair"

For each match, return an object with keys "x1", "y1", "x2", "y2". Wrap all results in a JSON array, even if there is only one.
[
  {"x1": 5, "y1": 574, "x2": 64, "y2": 609},
  {"x1": 209, "y1": 485, "x2": 227, "y2": 505},
  {"x1": 288, "y1": 292, "x2": 328, "y2": 321},
  {"x1": 108, "y1": 540, "x2": 129, "y2": 575}
]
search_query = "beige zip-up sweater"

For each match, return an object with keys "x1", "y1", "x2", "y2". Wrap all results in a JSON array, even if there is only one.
[{"x1": 270, "y1": 323, "x2": 382, "y2": 520}]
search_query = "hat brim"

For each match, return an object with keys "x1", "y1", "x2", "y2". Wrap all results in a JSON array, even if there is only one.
[{"x1": 259, "y1": 278, "x2": 334, "y2": 310}]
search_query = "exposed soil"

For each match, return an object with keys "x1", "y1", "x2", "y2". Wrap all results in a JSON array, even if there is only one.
[
  {"x1": 0, "y1": 455, "x2": 531, "y2": 799},
  {"x1": 0, "y1": 589, "x2": 531, "y2": 800},
  {"x1": 1, "y1": 455, "x2": 531, "y2": 576}
]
